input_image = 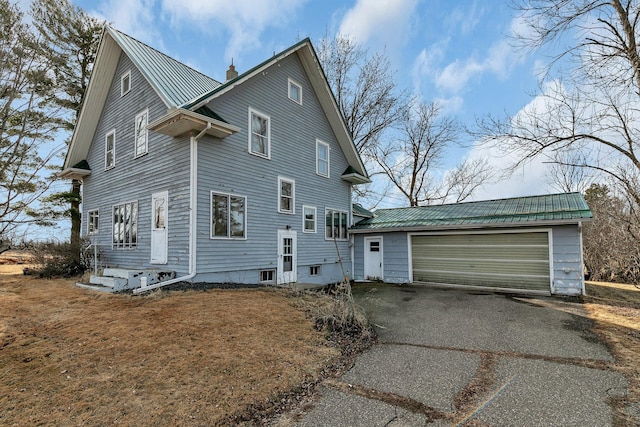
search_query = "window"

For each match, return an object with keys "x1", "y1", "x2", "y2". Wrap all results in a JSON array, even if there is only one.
[
  {"x1": 310, "y1": 265, "x2": 320, "y2": 276},
  {"x1": 105, "y1": 130, "x2": 115, "y2": 169},
  {"x1": 88, "y1": 209, "x2": 99, "y2": 234},
  {"x1": 248, "y1": 108, "x2": 270, "y2": 158},
  {"x1": 211, "y1": 192, "x2": 246, "y2": 239},
  {"x1": 278, "y1": 177, "x2": 295, "y2": 214},
  {"x1": 303, "y1": 205, "x2": 316, "y2": 233},
  {"x1": 325, "y1": 208, "x2": 348, "y2": 240},
  {"x1": 316, "y1": 140, "x2": 330, "y2": 177},
  {"x1": 113, "y1": 201, "x2": 138, "y2": 249},
  {"x1": 288, "y1": 78, "x2": 302, "y2": 104},
  {"x1": 134, "y1": 109, "x2": 148, "y2": 157},
  {"x1": 260, "y1": 269, "x2": 275, "y2": 283},
  {"x1": 121, "y1": 70, "x2": 131, "y2": 96}
]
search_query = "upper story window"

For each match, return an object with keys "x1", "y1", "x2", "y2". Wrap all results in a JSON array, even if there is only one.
[
  {"x1": 248, "y1": 108, "x2": 270, "y2": 158},
  {"x1": 288, "y1": 78, "x2": 302, "y2": 104},
  {"x1": 88, "y1": 209, "x2": 99, "y2": 234},
  {"x1": 278, "y1": 177, "x2": 295, "y2": 214},
  {"x1": 303, "y1": 205, "x2": 316, "y2": 233},
  {"x1": 113, "y1": 201, "x2": 138, "y2": 249},
  {"x1": 316, "y1": 140, "x2": 330, "y2": 177},
  {"x1": 325, "y1": 208, "x2": 348, "y2": 241},
  {"x1": 121, "y1": 70, "x2": 131, "y2": 97},
  {"x1": 134, "y1": 109, "x2": 148, "y2": 158},
  {"x1": 105, "y1": 129, "x2": 115, "y2": 170},
  {"x1": 211, "y1": 192, "x2": 246, "y2": 239}
]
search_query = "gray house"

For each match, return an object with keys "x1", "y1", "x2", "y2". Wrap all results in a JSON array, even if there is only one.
[
  {"x1": 350, "y1": 193, "x2": 592, "y2": 296},
  {"x1": 60, "y1": 27, "x2": 369, "y2": 292}
]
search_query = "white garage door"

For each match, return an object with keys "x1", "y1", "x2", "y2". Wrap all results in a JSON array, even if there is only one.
[{"x1": 411, "y1": 231, "x2": 551, "y2": 292}]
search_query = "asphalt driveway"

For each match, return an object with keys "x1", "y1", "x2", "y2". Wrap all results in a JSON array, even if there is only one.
[{"x1": 285, "y1": 284, "x2": 630, "y2": 426}]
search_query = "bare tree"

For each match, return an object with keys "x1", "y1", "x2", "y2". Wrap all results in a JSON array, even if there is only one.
[
  {"x1": 583, "y1": 183, "x2": 640, "y2": 284},
  {"x1": 317, "y1": 35, "x2": 407, "y2": 156},
  {"x1": 544, "y1": 150, "x2": 594, "y2": 193},
  {"x1": 476, "y1": 0, "x2": 640, "y2": 210},
  {"x1": 375, "y1": 102, "x2": 491, "y2": 206}
]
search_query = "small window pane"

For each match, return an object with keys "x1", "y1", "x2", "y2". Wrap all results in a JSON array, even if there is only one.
[
  {"x1": 230, "y1": 196, "x2": 245, "y2": 237},
  {"x1": 279, "y1": 179, "x2": 294, "y2": 213},
  {"x1": 289, "y1": 80, "x2": 301, "y2": 104},
  {"x1": 212, "y1": 194, "x2": 228, "y2": 237},
  {"x1": 250, "y1": 112, "x2": 268, "y2": 156},
  {"x1": 317, "y1": 141, "x2": 329, "y2": 177},
  {"x1": 135, "y1": 111, "x2": 148, "y2": 157},
  {"x1": 303, "y1": 206, "x2": 316, "y2": 232}
]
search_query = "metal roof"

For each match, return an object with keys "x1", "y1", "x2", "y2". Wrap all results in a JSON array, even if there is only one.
[
  {"x1": 108, "y1": 27, "x2": 221, "y2": 107},
  {"x1": 350, "y1": 192, "x2": 592, "y2": 232}
]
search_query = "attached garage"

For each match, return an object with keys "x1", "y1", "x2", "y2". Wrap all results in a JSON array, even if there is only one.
[
  {"x1": 410, "y1": 231, "x2": 551, "y2": 292},
  {"x1": 351, "y1": 193, "x2": 593, "y2": 296}
]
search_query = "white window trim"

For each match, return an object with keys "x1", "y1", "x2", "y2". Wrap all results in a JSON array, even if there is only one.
[
  {"x1": 87, "y1": 209, "x2": 99, "y2": 235},
  {"x1": 325, "y1": 207, "x2": 349, "y2": 241},
  {"x1": 248, "y1": 107, "x2": 271, "y2": 159},
  {"x1": 278, "y1": 177, "x2": 295, "y2": 214},
  {"x1": 121, "y1": 70, "x2": 131, "y2": 97},
  {"x1": 316, "y1": 139, "x2": 330, "y2": 178},
  {"x1": 105, "y1": 129, "x2": 115, "y2": 170},
  {"x1": 134, "y1": 109, "x2": 149, "y2": 158},
  {"x1": 259, "y1": 269, "x2": 275, "y2": 283},
  {"x1": 302, "y1": 205, "x2": 316, "y2": 233},
  {"x1": 288, "y1": 78, "x2": 302, "y2": 105},
  {"x1": 210, "y1": 191, "x2": 248, "y2": 240},
  {"x1": 112, "y1": 200, "x2": 138, "y2": 249}
]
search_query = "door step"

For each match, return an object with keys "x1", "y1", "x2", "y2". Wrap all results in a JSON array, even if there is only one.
[{"x1": 76, "y1": 269, "x2": 176, "y2": 292}]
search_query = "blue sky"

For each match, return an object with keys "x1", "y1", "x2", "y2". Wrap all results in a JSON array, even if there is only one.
[{"x1": 65, "y1": 0, "x2": 554, "y2": 205}]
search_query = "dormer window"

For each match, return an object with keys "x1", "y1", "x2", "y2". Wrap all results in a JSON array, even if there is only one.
[
  {"x1": 288, "y1": 78, "x2": 302, "y2": 104},
  {"x1": 121, "y1": 70, "x2": 131, "y2": 96}
]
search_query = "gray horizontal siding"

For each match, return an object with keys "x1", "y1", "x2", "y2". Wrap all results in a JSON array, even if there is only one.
[
  {"x1": 552, "y1": 225, "x2": 585, "y2": 295},
  {"x1": 194, "y1": 52, "x2": 352, "y2": 283},
  {"x1": 353, "y1": 233, "x2": 410, "y2": 283},
  {"x1": 81, "y1": 52, "x2": 191, "y2": 275}
]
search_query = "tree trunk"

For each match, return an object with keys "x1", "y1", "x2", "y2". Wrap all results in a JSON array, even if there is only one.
[{"x1": 70, "y1": 179, "x2": 81, "y2": 262}]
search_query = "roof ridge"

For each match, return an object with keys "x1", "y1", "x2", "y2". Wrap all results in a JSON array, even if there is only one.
[
  {"x1": 108, "y1": 26, "x2": 222, "y2": 86},
  {"x1": 374, "y1": 192, "x2": 585, "y2": 212}
]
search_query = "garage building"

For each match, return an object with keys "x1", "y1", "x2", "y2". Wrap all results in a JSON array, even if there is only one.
[{"x1": 350, "y1": 193, "x2": 592, "y2": 296}]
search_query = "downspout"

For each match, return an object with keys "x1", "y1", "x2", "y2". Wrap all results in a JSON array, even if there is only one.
[{"x1": 134, "y1": 123, "x2": 210, "y2": 293}]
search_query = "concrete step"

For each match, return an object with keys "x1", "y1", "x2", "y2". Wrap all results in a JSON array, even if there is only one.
[
  {"x1": 90, "y1": 275, "x2": 127, "y2": 288},
  {"x1": 102, "y1": 268, "x2": 137, "y2": 279},
  {"x1": 76, "y1": 282, "x2": 116, "y2": 293}
]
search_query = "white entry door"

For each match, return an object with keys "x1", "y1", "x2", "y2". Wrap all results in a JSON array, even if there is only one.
[
  {"x1": 364, "y1": 236, "x2": 383, "y2": 280},
  {"x1": 150, "y1": 191, "x2": 168, "y2": 264},
  {"x1": 277, "y1": 229, "x2": 297, "y2": 284}
]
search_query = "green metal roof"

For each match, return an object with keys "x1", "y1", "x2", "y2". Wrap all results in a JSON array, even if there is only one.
[
  {"x1": 351, "y1": 192, "x2": 592, "y2": 231},
  {"x1": 108, "y1": 27, "x2": 221, "y2": 107},
  {"x1": 353, "y1": 203, "x2": 374, "y2": 218}
]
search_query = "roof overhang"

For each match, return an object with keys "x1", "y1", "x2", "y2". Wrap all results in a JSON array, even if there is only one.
[
  {"x1": 349, "y1": 218, "x2": 593, "y2": 234},
  {"x1": 341, "y1": 171, "x2": 371, "y2": 184},
  {"x1": 149, "y1": 108, "x2": 241, "y2": 138},
  {"x1": 58, "y1": 167, "x2": 92, "y2": 180}
]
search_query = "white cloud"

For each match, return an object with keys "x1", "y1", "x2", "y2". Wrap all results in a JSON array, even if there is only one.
[
  {"x1": 160, "y1": 0, "x2": 307, "y2": 61},
  {"x1": 338, "y1": 0, "x2": 419, "y2": 47},
  {"x1": 447, "y1": 0, "x2": 484, "y2": 35},
  {"x1": 91, "y1": 0, "x2": 160, "y2": 46}
]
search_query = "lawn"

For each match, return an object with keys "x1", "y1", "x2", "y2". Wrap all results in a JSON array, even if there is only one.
[
  {"x1": 584, "y1": 281, "x2": 640, "y2": 425},
  {"x1": 0, "y1": 273, "x2": 343, "y2": 426}
]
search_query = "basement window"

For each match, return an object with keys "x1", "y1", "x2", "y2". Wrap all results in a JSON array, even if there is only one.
[
  {"x1": 260, "y1": 269, "x2": 275, "y2": 283},
  {"x1": 309, "y1": 265, "x2": 320, "y2": 276}
]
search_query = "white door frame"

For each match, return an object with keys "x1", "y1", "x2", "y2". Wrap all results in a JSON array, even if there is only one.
[
  {"x1": 364, "y1": 236, "x2": 383, "y2": 280},
  {"x1": 277, "y1": 229, "x2": 297, "y2": 284},
  {"x1": 150, "y1": 191, "x2": 168, "y2": 264}
]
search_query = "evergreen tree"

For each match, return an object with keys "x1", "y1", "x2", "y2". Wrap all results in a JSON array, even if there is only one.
[{"x1": 30, "y1": 0, "x2": 104, "y2": 248}]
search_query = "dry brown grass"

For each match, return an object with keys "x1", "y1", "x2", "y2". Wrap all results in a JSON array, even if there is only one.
[
  {"x1": 584, "y1": 281, "x2": 640, "y2": 425},
  {"x1": 0, "y1": 250, "x2": 37, "y2": 275},
  {"x1": 0, "y1": 275, "x2": 340, "y2": 426}
]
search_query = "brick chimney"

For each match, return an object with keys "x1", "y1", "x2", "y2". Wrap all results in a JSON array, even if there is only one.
[{"x1": 226, "y1": 59, "x2": 238, "y2": 81}]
